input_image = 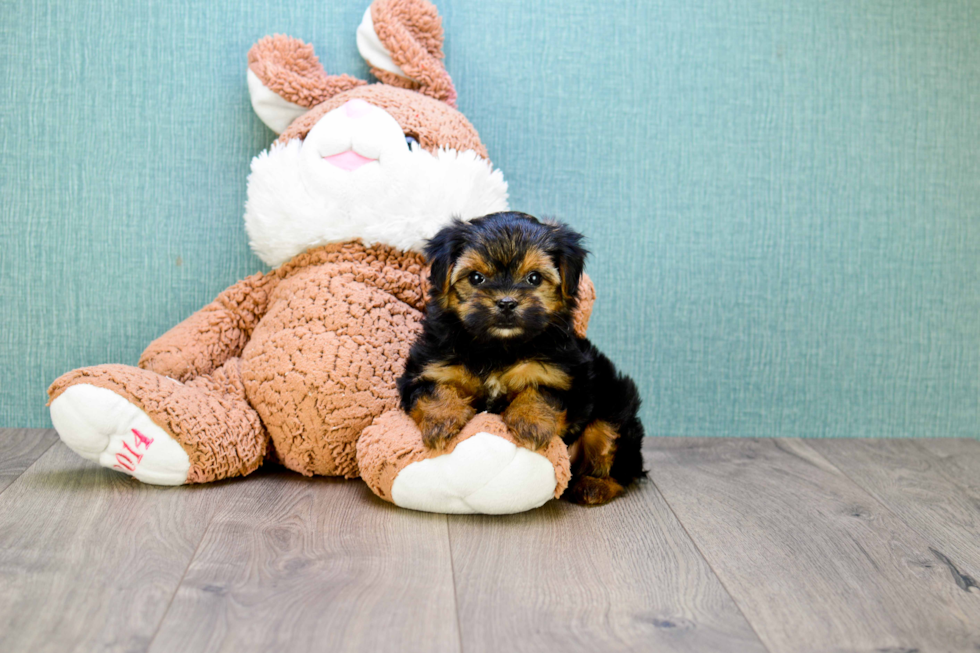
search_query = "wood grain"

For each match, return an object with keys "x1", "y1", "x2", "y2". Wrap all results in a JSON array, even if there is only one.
[
  {"x1": 915, "y1": 438, "x2": 980, "y2": 496},
  {"x1": 648, "y1": 437, "x2": 980, "y2": 653},
  {"x1": 810, "y1": 438, "x2": 980, "y2": 583},
  {"x1": 0, "y1": 428, "x2": 57, "y2": 494},
  {"x1": 447, "y1": 469, "x2": 768, "y2": 653},
  {"x1": 4, "y1": 435, "x2": 980, "y2": 652},
  {"x1": 149, "y1": 471, "x2": 460, "y2": 653},
  {"x1": 0, "y1": 441, "x2": 227, "y2": 653}
]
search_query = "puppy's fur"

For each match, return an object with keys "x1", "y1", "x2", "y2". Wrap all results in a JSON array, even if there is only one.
[{"x1": 398, "y1": 212, "x2": 645, "y2": 505}]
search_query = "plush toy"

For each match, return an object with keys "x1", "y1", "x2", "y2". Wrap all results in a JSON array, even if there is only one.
[{"x1": 47, "y1": 0, "x2": 596, "y2": 514}]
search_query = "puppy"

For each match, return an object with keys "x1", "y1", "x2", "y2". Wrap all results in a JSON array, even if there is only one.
[{"x1": 398, "y1": 211, "x2": 645, "y2": 505}]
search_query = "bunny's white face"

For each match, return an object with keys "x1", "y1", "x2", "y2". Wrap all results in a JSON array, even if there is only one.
[
  {"x1": 301, "y1": 99, "x2": 410, "y2": 174},
  {"x1": 244, "y1": 99, "x2": 509, "y2": 268}
]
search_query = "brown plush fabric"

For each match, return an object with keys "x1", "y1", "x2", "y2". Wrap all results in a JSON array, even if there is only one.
[
  {"x1": 369, "y1": 0, "x2": 458, "y2": 107},
  {"x1": 374, "y1": 0, "x2": 446, "y2": 66},
  {"x1": 248, "y1": 35, "x2": 366, "y2": 109},
  {"x1": 277, "y1": 84, "x2": 487, "y2": 159},
  {"x1": 50, "y1": 238, "x2": 596, "y2": 486},
  {"x1": 48, "y1": 360, "x2": 268, "y2": 483},
  {"x1": 239, "y1": 242, "x2": 428, "y2": 478},
  {"x1": 573, "y1": 274, "x2": 596, "y2": 339},
  {"x1": 139, "y1": 272, "x2": 277, "y2": 383},
  {"x1": 357, "y1": 410, "x2": 572, "y2": 503}
]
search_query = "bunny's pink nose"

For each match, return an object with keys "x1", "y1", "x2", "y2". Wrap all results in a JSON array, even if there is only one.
[{"x1": 344, "y1": 99, "x2": 373, "y2": 119}]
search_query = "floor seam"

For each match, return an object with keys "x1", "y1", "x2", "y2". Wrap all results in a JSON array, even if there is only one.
[
  {"x1": 0, "y1": 431, "x2": 59, "y2": 501},
  {"x1": 806, "y1": 438, "x2": 980, "y2": 583},
  {"x1": 143, "y1": 509, "x2": 215, "y2": 652},
  {"x1": 644, "y1": 441, "x2": 774, "y2": 653},
  {"x1": 446, "y1": 516, "x2": 466, "y2": 653}
]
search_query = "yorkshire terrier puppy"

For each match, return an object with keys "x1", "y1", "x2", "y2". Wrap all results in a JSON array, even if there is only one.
[{"x1": 398, "y1": 212, "x2": 645, "y2": 505}]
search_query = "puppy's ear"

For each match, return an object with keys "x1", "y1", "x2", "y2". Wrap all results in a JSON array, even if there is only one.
[
  {"x1": 424, "y1": 219, "x2": 470, "y2": 300},
  {"x1": 547, "y1": 221, "x2": 589, "y2": 301}
]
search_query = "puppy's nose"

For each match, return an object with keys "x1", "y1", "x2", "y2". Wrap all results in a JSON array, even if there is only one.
[{"x1": 496, "y1": 297, "x2": 519, "y2": 313}]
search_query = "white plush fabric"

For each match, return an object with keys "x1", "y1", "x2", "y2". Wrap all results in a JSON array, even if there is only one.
[
  {"x1": 356, "y1": 7, "x2": 412, "y2": 80},
  {"x1": 244, "y1": 101, "x2": 508, "y2": 267},
  {"x1": 390, "y1": 432, "x2": 558, "y2": 514},
  {"x1": 246, "y1": 69, "x2": 308, "y2": 135},
  {"x1": 49, "y1": 384, "x2": 191, "y2": 486}
]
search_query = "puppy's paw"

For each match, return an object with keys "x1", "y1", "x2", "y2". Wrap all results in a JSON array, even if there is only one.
[
  {"x1": 565, "y1": 475, "x2": 624, "y2": 506},
  {"x1": 502, "y1": 393, "x2": 565, "y2": 451},
  {"x1": 502, "y1": 412, "x2": 557, "y2": 451},
  {"x1": 411, "y1": 386, "x2": 477, "y2": 451},
  {"x1": 420, "y1": 415, "x2": 470, "y2": 450}
]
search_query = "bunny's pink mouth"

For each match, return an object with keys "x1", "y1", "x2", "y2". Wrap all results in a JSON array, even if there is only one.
[{"x1": 323, "y1": 150, "x2": 376, "y2": 171}]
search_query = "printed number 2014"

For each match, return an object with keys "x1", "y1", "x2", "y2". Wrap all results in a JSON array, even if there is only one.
[{"x1": 112, "y1": 428, "x2": 154, "y2": 472}]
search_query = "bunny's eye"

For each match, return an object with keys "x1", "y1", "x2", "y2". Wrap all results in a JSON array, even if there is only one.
[{"x1": 405, "y1": 135, "x2": 419, "y2": 150}]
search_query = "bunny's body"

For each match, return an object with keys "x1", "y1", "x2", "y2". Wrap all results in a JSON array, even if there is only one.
[{"x1": 47, "y1": 0, "x2": 595, "y2": 514}]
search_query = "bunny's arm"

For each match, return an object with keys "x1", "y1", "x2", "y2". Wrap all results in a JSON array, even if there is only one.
[{"x1": 138, "y1": 272, "x2": 278, "y2": 382}]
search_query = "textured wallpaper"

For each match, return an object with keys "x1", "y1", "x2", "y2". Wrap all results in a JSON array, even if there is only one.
[{"x1": 2, "y1": 0, "x2": 978, "y2": 436}]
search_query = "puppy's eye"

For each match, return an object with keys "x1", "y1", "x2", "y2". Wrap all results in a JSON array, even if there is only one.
[
  {"x1": 468, "y1": 272, "x2": 485, "y2": 286},
  {"x1": 405, "y1": 135, "x2": 419, "y2": 150},
  {"x1": 526, "y1": 272, "x2": 543, "y2": 286}
]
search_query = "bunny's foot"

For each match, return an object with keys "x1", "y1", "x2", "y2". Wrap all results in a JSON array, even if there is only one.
[
  {"x1": 48, "y1": 361, "x2": 269, "y2": 484},
  {"x1": 50, "y1": 383, "x2": 190, "y2": 485},
  {"x1": 358, "y1": 411, "x2": 570, "y2": 514}
]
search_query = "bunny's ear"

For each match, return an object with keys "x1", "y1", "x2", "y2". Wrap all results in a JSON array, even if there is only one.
[
  {"x1": 248, "y1": 35, "x2": 367, "y2": 134},
  {"x1": 356, "y1": 0, "x2": 458, "y2": 107}
]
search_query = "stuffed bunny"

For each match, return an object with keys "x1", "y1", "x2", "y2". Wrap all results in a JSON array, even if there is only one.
[{"x1": 48, "y1": 0, "x2": 595, "y2": 514}]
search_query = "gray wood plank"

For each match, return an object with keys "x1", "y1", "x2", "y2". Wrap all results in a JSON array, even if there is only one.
[
  {"x1": 447, "y1": 466, "x2": 769, "y2": 653},
  {"x1": 648, "y1": 437, "x2": 980, "y2": 653},
  {"x1": 149, "y1": 472, "x2": 460, "y2": 653},
  {"x1": 0, "y1": 428, "x2": 58, "y2": 494},
  {"x1": 810, "y1": 438, "x2": 980, "y2": 584},
  {"x1": 0, "y1": 441, "x2": 227, "y2": 653},
  {"x1": 916, "y1": 438, "x2": 980, "y2": 496}
]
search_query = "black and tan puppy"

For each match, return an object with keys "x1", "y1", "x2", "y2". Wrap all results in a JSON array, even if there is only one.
[{"x1": 398, "y1": 212, "x2": 645, "y2": 505}]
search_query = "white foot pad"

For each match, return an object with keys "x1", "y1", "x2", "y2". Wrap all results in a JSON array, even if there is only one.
[
  {"x1": 50, "y1": 384, "x2": 191, "y2": 486},
  {"x1": 390, "y1": 432, "x2": 557, "y2": 514}
]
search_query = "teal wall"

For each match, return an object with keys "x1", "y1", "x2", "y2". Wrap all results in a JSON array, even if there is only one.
[{"x1": 2, "y1": 0, "x2": 978, "y2": 437}]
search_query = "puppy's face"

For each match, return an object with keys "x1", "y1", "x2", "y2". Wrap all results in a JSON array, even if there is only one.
[
  {"x1": 425, "y1": 213, "x2": 587, "y2": 341},
  {"x1": 448, "y1": 243, "x2": 563, "y2": 340}
]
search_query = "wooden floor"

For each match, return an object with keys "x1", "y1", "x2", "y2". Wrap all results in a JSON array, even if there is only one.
[{"x1": 1, "y1": 430, "x2": 979, "y2": 652}]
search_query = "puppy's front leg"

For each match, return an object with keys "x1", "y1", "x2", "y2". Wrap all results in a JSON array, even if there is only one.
[
  {"x1": 502, "y1": 388, "x2": 567, "y2": 451},
  {"x1": 411, "y1": 384, "x2": 477, "y2": 450}
]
